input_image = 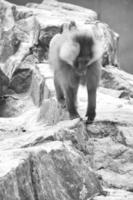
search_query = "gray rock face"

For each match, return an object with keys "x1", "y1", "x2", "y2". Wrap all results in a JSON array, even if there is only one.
[
  {"x1": 0, "y1": 0, "x2": 133, "y2": 200},
  {"x1": 0, "y1": 142, "x2": 104, "y2": 200},
  {"x1": 101, "y1": 66, "x2": 133, "y2": 98},
  {"x1": 0, "y1": 67, "x2": 9, "y2": 96}
]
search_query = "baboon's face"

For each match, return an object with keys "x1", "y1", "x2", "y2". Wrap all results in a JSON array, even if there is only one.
[
  {"x1": 73, "y1": 46, "x2": 93, "y2": 76},
  {"x1": 74, "y1": 56, "x2": 89, "y2": 75},
  {"x1": 73, "y1": 35, "x2": 94, "y2": 76}
]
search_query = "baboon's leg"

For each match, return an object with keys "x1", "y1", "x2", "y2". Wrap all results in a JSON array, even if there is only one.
[
  {"x1": 86, "y1": 61, "x2": 101, "y2": 123},
  {"x1": 65, "y1": 85, "x2": 80, "y2": 119},
  {"x1": 54, "y1": 74, "x2": 65, "y2": 108},
  {"x1": 86, "y1": 88, "x2": 96, "y2": 123}
]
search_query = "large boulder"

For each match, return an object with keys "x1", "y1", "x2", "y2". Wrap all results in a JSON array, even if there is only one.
[
  {"x1": 0, "y1": 141, "x2": 105, "y2": 200},
  {"x1": 0, "y1": 0, "x2": 133, "y2": 200},
  {"x1": 101, "y1": 66, "x2": 133, "y2": 98}
]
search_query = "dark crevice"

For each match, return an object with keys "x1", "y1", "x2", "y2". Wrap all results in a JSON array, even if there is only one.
[
  {"x1": 127, "y1": 188, "x2": 133, "y2": 193},
  {"x1": 29, "y1": 156, "x2": 39, "y2": 200},
  {"x1": 22, "y1": 136, "x2": 55, "y2": 148}
]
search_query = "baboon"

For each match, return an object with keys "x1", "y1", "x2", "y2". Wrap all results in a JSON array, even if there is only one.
[{"x1": 49, "y1": 22, "x2": 103, "y2": 123}]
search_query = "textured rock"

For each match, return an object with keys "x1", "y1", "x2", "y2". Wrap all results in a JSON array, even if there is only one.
[
  {"x1": 0, "y1": 0, "x2": 133, "y2": 199},
  {"x1": 0, "y1": 95, "x2": 34, "y2": 117},
  {"x1": 0, "y1": 1, "x2": 15, "y2": 62},
  {"x1": 30, "y1": 66, "x2": 45, "y2": 106},
  {"x1": 101, "y1": 66, "x2": 133, "y2": 98},
  {"x1": 9, "y1": 67, "x2": 32, "y2": 94},
  {"x1": 0, "y1": 142, "x2": 105, "y2": 200},
  {"x1": 12, "y1": 5, "x2": 33, "y2": 21},
  {"x1": 0, "y1": 78, "x2": 133, "y2": 199},
  {"x1": 94, "y1": 189, "x2": 133, "y2": 200},
  {"x1": 97, "y1": 23, "x2": 120, "y2": 68},
  {"x1": 0, "y1": 67, "x2": 9, "y2": 96},
  {"x1": 3, "y1": 16, "x2": 40, "y2": 78},
  {"x1": 0, "y1": 66, "x2": 133, "y2": 198}
]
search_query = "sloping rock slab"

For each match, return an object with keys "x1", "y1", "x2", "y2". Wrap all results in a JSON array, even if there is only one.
[
  {"x1": 101, "y1": 66, "x2": 133, "y2": 97},
  {"x1": 0, "y1": 142, "x2": 104, "y2": 200}
]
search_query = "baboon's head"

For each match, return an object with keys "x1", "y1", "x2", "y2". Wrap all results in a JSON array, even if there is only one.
[
  {"x1": 59, "y1": 30, "x2": 103, "y2": 76},
  {"x1": 73, "y1": 34, "x2": 94, "y2": 75}
]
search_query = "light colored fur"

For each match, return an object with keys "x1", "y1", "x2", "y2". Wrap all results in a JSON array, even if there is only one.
[
  {"x1": 59, "y1": 40, "x2": 80, "y2": 66},
  {"x1": 88, "y1": 38, "x2": 104, "y2": 65},
  {"x1": 49, "y1": 27, "x2": 104, "y2": 69}
]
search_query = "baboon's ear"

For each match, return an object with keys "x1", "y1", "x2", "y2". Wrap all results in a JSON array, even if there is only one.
[{"x1": 59, "y1": 41, "x2": 80, "y2": 65}]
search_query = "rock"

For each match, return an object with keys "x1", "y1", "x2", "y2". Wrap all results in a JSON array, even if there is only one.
[
  {"x1": 0, "y1": 1, "x2": 15, "y2": 62},
  {"x1": 94, "y1": 188, "x2": 133, "y2": 200},
  {"x1": 0, "y1": 142, "x2": 104, "y2": 200},
  {"x1": 38, "y1": 26, "x2": 61, "y2": 60},
  {"x1": 30, "y1": 65, "x2": 45, "y2": 106},
  {"x1": 0, "y1": 0, "x2": 133, "y2": 199},
  {"x1": 97, "y1": 23, "x2": 120, "y2": 68},
  {"x1": 9, "y1": 67, "x2": 32, "y2": 94},
  {"x1": 0, "y1": 0, "x2": 15, "y2": 31},
  {"x1": 38, "y1": 97, "x2": 69, "y2": 124},
  {"x1": 0, "y1": 95, "x2": 34, "y2": 118},
  {"x1": 3, "y1": 16, "x2": 40, "y2": 79},
  {"x1": 0, "y1": 67, "x2": 9, "y2": 96},
  {"x1": 12, "y1": 5, "x2": 33, "y2": 21},
  {"x1": 101, "y1": 66, "x2": 133, "y2": 98},
  {"x1": 0, "y1": 30, "x2": 16, "y2": 62}
]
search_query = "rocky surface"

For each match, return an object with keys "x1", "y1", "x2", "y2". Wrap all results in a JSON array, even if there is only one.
[{"x1": 0, "y1": 0, "x2": 133, "y2": 199}]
